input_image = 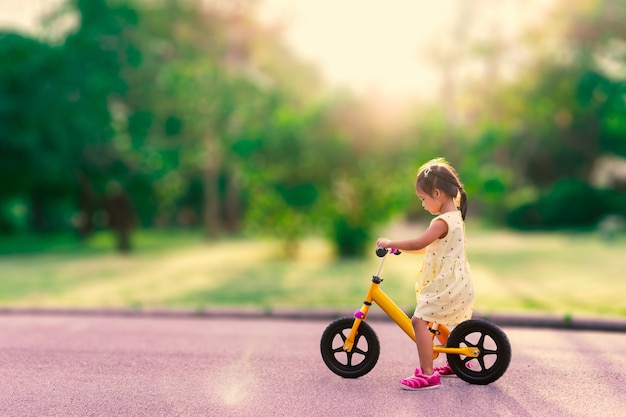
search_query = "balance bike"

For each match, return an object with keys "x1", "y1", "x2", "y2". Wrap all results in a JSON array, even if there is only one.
[{"x1": 320, "y1": 247, "x2": 511, "y2": 385}]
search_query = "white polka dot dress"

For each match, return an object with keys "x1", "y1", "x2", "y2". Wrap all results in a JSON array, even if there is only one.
[{"x1": 413, "y1": 211, "x2": 474, "y2": 326}]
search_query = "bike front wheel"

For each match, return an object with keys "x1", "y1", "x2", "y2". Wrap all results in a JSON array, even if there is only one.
[
  {"x1": 446, "y1": 319, "x2": 511, "y2": 385},
  {"x1": 320, "y1": 317, "x2": 380, "y2": 378}
]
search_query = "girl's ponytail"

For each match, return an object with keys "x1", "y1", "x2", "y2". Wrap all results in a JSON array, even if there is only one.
[
  {"x1": 451, "y1": 169, "x2": 468, "y2": 220},
  {"x1": 458, "y1": 187, "x2": 468, "y2": 220}
]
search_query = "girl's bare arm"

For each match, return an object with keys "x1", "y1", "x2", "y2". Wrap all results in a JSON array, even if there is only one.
[{"x1": 377, "y1": 219, "x2": 448, "y2": 252}]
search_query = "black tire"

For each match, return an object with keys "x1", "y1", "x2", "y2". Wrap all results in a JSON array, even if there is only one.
[
  {"x1": 446, "y1": 319, "x2": 511, "y2": 385},
  {"x1": 320, "y1": 317, "x2": 380, "y2": 378}
]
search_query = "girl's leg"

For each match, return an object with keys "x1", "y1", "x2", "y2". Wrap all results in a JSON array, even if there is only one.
[
  {"x1": 412, "y1": 316, "x2": 434, "y2": 375},
  {"x1": 400, "y1": 317, "x2": 441, "y2": 390}
]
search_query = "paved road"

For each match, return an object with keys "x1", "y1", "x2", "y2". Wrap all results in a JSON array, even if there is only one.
[{"x1": 1, "y1": 314, "x2": 625, "y2": 417}]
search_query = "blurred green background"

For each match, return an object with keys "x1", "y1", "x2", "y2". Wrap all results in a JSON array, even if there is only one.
[{"x1": 0, "y1": 0, "x2": 624, "y2": 319}]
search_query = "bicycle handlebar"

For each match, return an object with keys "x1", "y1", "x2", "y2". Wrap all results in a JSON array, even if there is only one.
[{"x1": 376, "y1": 246, "x2": 401, "y2": 257}]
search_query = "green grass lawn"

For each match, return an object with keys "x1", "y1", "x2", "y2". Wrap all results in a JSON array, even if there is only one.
[{"x1": 0, "y1": 227, "x2": 624, "y2": 320}]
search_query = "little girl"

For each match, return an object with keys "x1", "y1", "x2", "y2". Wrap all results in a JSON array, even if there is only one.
[{"x1": 377, "y1": 158, "x2": 474, "y2": 390}]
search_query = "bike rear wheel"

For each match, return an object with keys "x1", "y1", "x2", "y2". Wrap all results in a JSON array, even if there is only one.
[
  {"x1": 446, "y1": 319, "x2": 511, "y2": 385},
  {"x1": 320, "y1": 317, "x2": 380, "y2": 378}
]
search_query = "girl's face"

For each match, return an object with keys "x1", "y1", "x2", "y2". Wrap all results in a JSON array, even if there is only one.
[{"x1": 416, "y1": 187, "x2": 441, "y2": 215}]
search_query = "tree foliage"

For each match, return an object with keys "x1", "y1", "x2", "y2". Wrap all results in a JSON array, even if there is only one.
[
  {"x1": 0, "y1": 0, "x2": 403, "y2": 255},
  {"x1": 1, "y1": 0, "x2": 625, "y2": 253},
  {"x1": 496, "y1": 0, "x2": 626, "y2": 228}
]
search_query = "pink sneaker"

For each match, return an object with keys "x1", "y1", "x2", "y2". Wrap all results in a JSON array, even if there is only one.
[
  {"x1": 434, "y1": 363, "x2": 455, "y2": 377},
  {"x1": 435, "y1": 362, "x2": 472, "y2": 377},
  {"x1": 400, "y1": 368, "x2": 441, "y2": 391}
]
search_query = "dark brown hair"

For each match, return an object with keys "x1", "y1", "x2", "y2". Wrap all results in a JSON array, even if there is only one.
[{"x1": 416, "y1": 157, "x2": 468, "y2": 219}]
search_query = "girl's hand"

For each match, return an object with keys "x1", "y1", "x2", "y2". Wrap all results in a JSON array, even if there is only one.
[{"x1": 376, "y1": 238, "x2": 391, "y2": 248}]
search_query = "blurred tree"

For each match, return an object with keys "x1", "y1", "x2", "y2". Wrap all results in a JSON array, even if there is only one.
[
  {"x1": 0, "y1": 0, "x2": 140, "y2": 244},
  {"x1": 61, "y1": 0, "x2": 141, "y2": 247},
  {"x1": 326, "y1": 97, "x2": 415, "y2": 256},
  {"x1": 498, "y1": 0, "x2": 626, "y2": 227},
  {"x1": 112, "y1": 0, "x2": 329, "y2": 242},
  {"x1": 398, "y1": 0, "x2": 626, "y2": 229},
  {"x1": 0, "y1": 28, "x2": 119, "y2": 234},
  {"x1": 0, "y1": 34, "x2": 59, "y2": 209}
]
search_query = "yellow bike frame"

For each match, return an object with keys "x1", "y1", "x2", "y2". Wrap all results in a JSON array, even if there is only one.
[{"x1": 343, "y1": 255, "x2": 479, "y2": 359}]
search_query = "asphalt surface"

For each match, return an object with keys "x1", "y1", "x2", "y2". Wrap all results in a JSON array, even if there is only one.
[{"x1": 1, "y1": 313, "x2": 626, "y2": 417}]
